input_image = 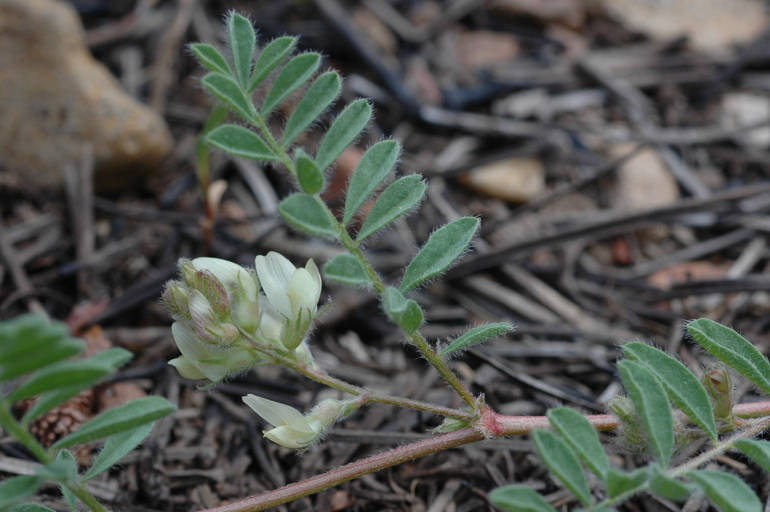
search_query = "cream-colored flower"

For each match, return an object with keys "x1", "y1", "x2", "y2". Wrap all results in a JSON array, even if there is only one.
[
  {"x1": 168, "y1": 322, "x2": 258, "y2": 382},
  {"x1": 242, "y1": 394, "x2": 321, "y2": 449},
  {"x1": 254, "y1": 252, "x2": 322, "y2": 350}
]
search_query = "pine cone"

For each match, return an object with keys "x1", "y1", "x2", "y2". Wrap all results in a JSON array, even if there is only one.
[{"x1": 27, "y1": 389, "x2": 95, "y2": 447}]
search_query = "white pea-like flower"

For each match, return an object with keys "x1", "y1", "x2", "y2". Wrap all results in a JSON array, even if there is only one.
[
  {"x1": 168, "y1": 322, "x2": 258, "y2": 382},
  {"x1": 242, "y1": 394, "x2": 321, "y2": 449},
  {"x1": 255, "y1": 252, "x2": 322, "y2": 350}
]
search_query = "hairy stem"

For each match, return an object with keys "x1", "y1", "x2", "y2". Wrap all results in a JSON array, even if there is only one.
[
  {"x1": 67, "y1": 482, "x2": 110, "y2": 512},
  {"x1": 200, "y1": 401, "x2": 770, "y2": 512},
  {"x1": 338, "y1": 231, "x2": 479, "y2": 409},
  {"x1": 288, "y1": 360, "x2": 474, "y2": 420}
]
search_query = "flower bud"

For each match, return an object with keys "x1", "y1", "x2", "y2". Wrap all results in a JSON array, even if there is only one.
[
  {"x1": 608, "y1": 395, "x2": 649, "y2": 454},
  {"x1": 162, "y1": 281, "x2": 191, "y2": 322},
  {"x1": 188, "y1": 290, "x2": 238, "y2": 346},
  {"x1": 702, "y1": 364, "x2": 734, "y2": 423},
  {"x1": 194, "y1": 269, "x2": 230, "y2": 319}
]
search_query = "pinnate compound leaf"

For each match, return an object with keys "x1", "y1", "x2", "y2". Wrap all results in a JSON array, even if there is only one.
[
  {"x1": 489, "y1": 485, "x2": 557, "y2": 512},
  {"x1": 0, "y1": 315, "x2": 80, "y2": 363},
  {"x1": 190, "y1": 43, "x2": 231, "y2": 75},
  {"x1": 295, "y1": 148, "x2": 324, "y2": 195},
  {"x1": 206, "y1": 125, "x2": 279, "y2": 161},
  {"x1": 283, "y1": 71, "x2": 341, "y2": 146},
  {"x1": 228, "y1": 13, "x2": 256, "y2": 88},
  {"x1": 51, "y1": 396, "x2": 175, "y2": 449},
  {"x1": 687, "y1": 318, "x2": 770, "y2": 394},
  {"x1": 278, "y1": 193, "x2": 339, "y2": 239},
  {"x1": 617, "y1": 360, "x2": 674, "y2": 466},
  {"x1": 400, "y1": 217, "x2": 479, "y2": 293},
  {"x1": 343, "y1": 140, "x2": 400, "y2": 225},
  {"x1": 606, "y1": 468, "x2": 650, "y2": 499},
  {"x1": 357, "y1": 175, "x2": 425, "y2": 241},
  {"x1": 687, "y1": 470, "x2": 761, "y2": 512},
  {"x1": 249, "y1": 36, "x2": 297, "y2": 91},
  {"x1": 440, "y1": 323, "x2": 513, "y2": 358},
  {"x1": 383, "y1": 287, "x2": 424, "y2": 334},
  {"x1": 735, "y1": 439, "x2": 770, "y2": 473},
  {"x1": 9, "y1": 361, "x2": 112, "y2": 401},
  {"x1": 649, "y1": 466, "x2": 693, "y2": 502},
  {"x1": 201, "y1": 73, "x2": 256, "y2": 123},
  {"x1": 315, "y1": 99, "x2": 372, "y2": 172},
  {"x1": 262, "y1": 53, "x2": 321, "y2": 116},
  {"x1": 84, "y1": 422, "x2": 155, "y2": 481},
  {"x1": 547, "y1": 407, "x2": 609, "y2": 479},
  {"x1": 0, "y1": 476, "x2": 42, "y2": 509},
  {"x1": 623, "y1": 341, "x2": 717, "y2": 440},
  {"x1": 323, "y1": 254, "x2": 371, "y2": 288},
  {"x1": 532, "y1": 430, "x2": 592, "y2": 506}
]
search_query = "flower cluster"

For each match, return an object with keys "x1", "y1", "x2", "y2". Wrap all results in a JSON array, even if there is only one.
[{"x1": 163, "y1": 252, "x2": 322, "y2": 382}]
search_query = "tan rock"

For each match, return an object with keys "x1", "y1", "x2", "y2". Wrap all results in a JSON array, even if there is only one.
[
  {"x1": 460, "y1": 158, "x2": 545, "y2": 203},
  {"x1": 720, "y1": 92, "x2": 770, "y2": 149},
  {"x1": 610, "y1": 144, "x2": 679, "y2": 211},
  {"x1": 598, "y1": 0, "x2": 768, "y2": 53},
  {"x1": 0, "y1": 0, "x2": 173, "y2": 193}
]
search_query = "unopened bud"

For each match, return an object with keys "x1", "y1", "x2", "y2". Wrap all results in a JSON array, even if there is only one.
[
  {"x1": 162, "y1": 281, "x2": 191, "y2": 321},
  {"x1": 608, "y1": 395, "x2": 649, "y2": 454},
  {"x1": 195, "y1": 270, "x2": 231, "y2": 319},
  {"x1": 702, "y1": 364, "x2": 734, "y2": 422},
  {"x1": 189, "y1": 290, "x2": 234, "y2": 345}
]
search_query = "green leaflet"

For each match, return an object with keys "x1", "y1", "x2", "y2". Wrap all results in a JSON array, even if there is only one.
[
  {"x1": 262, "y1": 53, "x2": 321, "y2": 117},
  {"x1": 278, "y1": 193, "x2": 339, "y2": 239},
  {"x1": 295, "y1": 148, "x2": 324, "y2": 195},
  {"x1": 51, "y1": 396, "x2": 175, "y2": 450},
  {"x1": 9, "y1": 504, "x2": 58, "y2": 512},
  {"x1": 735, "y1": 439, "x2": 770, "y2": 474},
  {"x1": 283, "y1": 71, "x2": 341, "y2": 146},
  {"x1": 22, "y1": 347, "x2": 133, "y2": 425},
  {"x1": 0, "y1": 338, "x2": 83, "y2": 382},
  {"x1": 687, "y1": 319, "x2": 770, "y2": 395},
  {"x1": 606, "y1": 468, "x2": 649, "y2": 499},
  {"x1": 206, "y1": 124, "x2": 279, "y2": 161},
  {"x1": 343, "y1": 140, "x2": 400, "y2": 225},
  {"x1": 356, "y1": 174, "x2": 426, "y2": 241},
  {"x1": 440, "y1": 323, "x2": 513, "y2": 358},
  {"x1": 383, "y1": 287, "x2": 424, "y2": 334},
  {"x1": 323, "y1": 254, "x2": 371, "y2": 288},
  {"x1": 532, "y1": 430, "x2": 592, "y2": 506},
  {"x1": 249, "y1": 36, "x2": 297, "y2": 91},
  {"x1": 547, "y1": 407, "x2": 609, "y2": 479},
  {"x1": 489, "y1": 485, "x2": 557, "y2": 512},
  {"x1": 617, "y1": 360, "x2": 674, "y2": 466},
  {"x1": 201, "y1": 72, "x2": 256, "y2": 123},
  {"x1": 228, "y1": 13, "x2": 256, "y2": 88},
  {"x1": 400, "y1": 217, "x2": 479, "y2": 292},
  {"x1": 53, "y1": 450, "x2": 78, "y2": 510},
  {"x1": 189, "y1": 43, "x2": 231, "y2": 75},
  {"x1": 649, "y1": 466, "x2": 692, "y2": 502},
  {"x1": 84, "y1": 422, "x2": 155, "y2": 481},
  {"x1": 8, "y1": 361, "x2": 112, "y2": 402},
  {"x1": 687, "y1": 470, "x2": 761, "y2": 512},
  {"x1": 623, "y1": 342, "x2": 717, "y2": 440},
  {"x1": 315, "y1": 99, "x2": 372, "y2": 172},
  {"x1": 0, "y1": 476, "x2": 42, "y2": 509}
]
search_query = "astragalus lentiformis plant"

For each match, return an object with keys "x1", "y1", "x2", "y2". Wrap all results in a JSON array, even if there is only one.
[{"x1": 157, "y1": 13, "x2": 770, "y2": 512}]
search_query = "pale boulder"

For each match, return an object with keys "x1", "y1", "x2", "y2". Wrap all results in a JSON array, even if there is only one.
[{"x1": 0, "y1": 0, "x2": 173, "y2": 193}]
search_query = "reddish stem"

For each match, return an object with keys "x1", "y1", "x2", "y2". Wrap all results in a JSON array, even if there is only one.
[{"x1": 202, "y1": 401, "x2": 770, "y2": 512}]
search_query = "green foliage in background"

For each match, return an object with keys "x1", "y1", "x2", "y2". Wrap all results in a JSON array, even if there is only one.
[{"x1": 0, "y1": 315, "x2": 176, "y2": 512}]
